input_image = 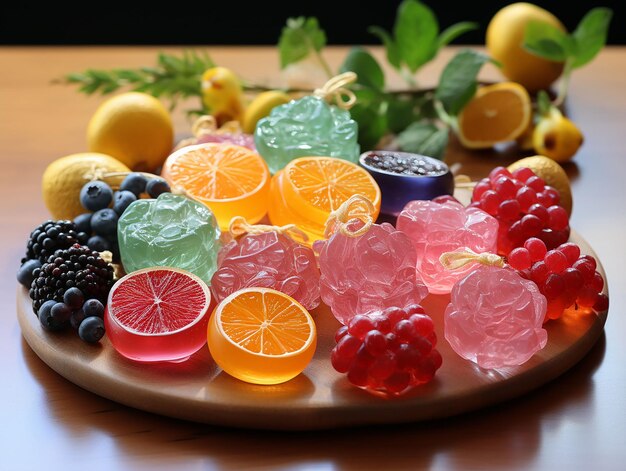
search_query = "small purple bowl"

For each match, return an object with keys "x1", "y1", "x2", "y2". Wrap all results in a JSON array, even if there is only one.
[{"x1": 359, "y1": 150, "x2": 455, "y2": 217}]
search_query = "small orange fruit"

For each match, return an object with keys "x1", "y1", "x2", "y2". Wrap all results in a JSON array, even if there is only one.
[
  {"x1": 207, "y1": 287, "x2": 317, "y2": 385},
  {"x1": 457, "y1": 82, "x2": 532, "y2": 149},
  {"x1": 162, "y1": 143, "x2": 270, "y2": 230},
  {"x1": 281, "y1": 156, "x2": 381, "y2": 226}
]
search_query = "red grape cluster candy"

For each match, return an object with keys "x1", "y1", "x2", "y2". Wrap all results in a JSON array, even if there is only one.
[
  {"x1": 471, "y1": 166, "x2": 570, "y2": 255},
  {"x1": 508, "y1": 238, "x2": 609, "y2": 321},
  {"x1": 331, "y1": 305, "x2": 442, "y2": 395}
]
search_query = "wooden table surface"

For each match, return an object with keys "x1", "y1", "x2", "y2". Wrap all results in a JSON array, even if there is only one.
[{"x1": 1, "y1": 46, "x2": 625, "y2": 470}]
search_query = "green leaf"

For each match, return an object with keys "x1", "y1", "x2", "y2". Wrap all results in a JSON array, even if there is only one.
[
  {"x1": 350, "y1": 89, "x2": 387, "y2": 149},
  {"x1": 393, "y1": 0, "x2": 439, "y2": 73},
  {"x1": 368, "y1": 26, "x2": 401, "y2": 70},
  {"x1": 278, "y1": 17, "x2": 327, "y2": 69},
  {"x1": 435, "y1": 49, "x2": 490, "y2": 115},
  {"x1": 437, "y1": 22, "x2": 478, "y2": 49},
  {"x1": 571, "y1": 7, "x2": 613, "y2": 69},
  {"x1": 523, "y1": 20, "x2": 572, "y2": 62},
  {"x1": 536, "y1": 90, "x2": 552, "y2": 116},
  {"x1": 385, "y1": 94, "x2": 425, "y2": 133},
  {"x1": 396, "y1": 122, "x2": 448, "y2": 159},
  {"x1": 339, "y1": 47, "x2": 385, "y2": 91}
]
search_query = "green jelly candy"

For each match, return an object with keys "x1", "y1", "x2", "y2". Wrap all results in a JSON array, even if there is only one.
[
  {"x1": 118, "y1": 193, "x2": 221, "y2": 284},
  {"x1": 254, "y1": 95, "x2": 360, "y2": 174}
]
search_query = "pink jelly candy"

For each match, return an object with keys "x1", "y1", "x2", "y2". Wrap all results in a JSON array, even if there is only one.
[
  {"x1": 315, "y1": 219, "x2": 428, "y2": 325},
  {"x1": 445, "y1": 265, "x2": 548, "y2": 369},
  {"x1": 397, "y1": 200, "x2": 499, "y2": 294},
  {"x1": 210, "y1": 231, "x2": 320, "y2": 310},
  {"x1": 196, "y1": 132, "x2": 256, "y2": 151}
]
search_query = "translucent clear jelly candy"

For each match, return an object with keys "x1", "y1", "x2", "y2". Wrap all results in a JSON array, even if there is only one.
[
  {"x1": 397, "y1": 199, "x2": 498, "y2": 295},
  {"x1": 118, "y1": 193, "x2": 221, "y2": 284},
  {"x1": 211, "y1": 221, "x2": 320, "y2": 310},
  {"x1": 315, "y1": 196, "x2": 428, "y2": 325},
  {"x1": 254, "y1": 95, "x2": 359, "y2": 174},
  {"x1": 445, "y1": 264, "x2": 548, "y2": 369}
]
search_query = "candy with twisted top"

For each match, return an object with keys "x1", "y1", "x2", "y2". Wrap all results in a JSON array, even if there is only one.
[
  {"x1": 443, "y1": 250, "x2": 548, "y2": 369},
  {"x1": 314, "y1": 195, "x2": 428, "y2": 325},
  {"x1": 210, "y1": 217, "x2": 320, "y2": 310}
]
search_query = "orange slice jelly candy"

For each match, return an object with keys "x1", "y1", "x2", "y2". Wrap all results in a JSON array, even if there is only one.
[
  {"x1": 281, "y1": 156, "x2": 381, "y2": 227},
  {"x1": 162, "y1": 143, "x2": 270, "y2": 230},
  {"x1": 207, "y1": 287, "x2": 317, "y2": 385}
]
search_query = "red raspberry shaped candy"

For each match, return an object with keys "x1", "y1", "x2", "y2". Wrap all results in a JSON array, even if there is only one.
[
  {"x1": 331, "y1": 305, "x2": 442, "y2": 395},
  {"x1": 471, "y1": 166, "x2": 570, "y2": 255},
  {"x1": 508, "y1": 238, "x2": 609, "y2": 321}
]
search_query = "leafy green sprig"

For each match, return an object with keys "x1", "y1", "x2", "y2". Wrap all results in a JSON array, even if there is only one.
[
  {"x1": 524, "y1": 7, "x2": 612, "y2": 105},
  {"x1": 62, "y1": 50, "x2": 215, "y2": 111}
]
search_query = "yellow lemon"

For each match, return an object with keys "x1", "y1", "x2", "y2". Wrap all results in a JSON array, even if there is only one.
[
  {"x1": 42, "y1": 153, "x2": 130, "y2": 220},
  {"x1": 533, "y1": 109, "x2": 584, "y2": 162},
  {"x1": 507, "y1": 155, "x2": 573, "y2": 215},
  {"x1": 87, "y1": 92, "x2": 174, "y2": 172},
  {"x1": 242, "y1": 90, "x2": 291, "y2": 134},
  {"x1": 487, "y1": 3, "x2": 566, "y2": 92}
]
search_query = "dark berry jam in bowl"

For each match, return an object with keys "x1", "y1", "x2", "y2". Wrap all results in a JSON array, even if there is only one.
[{"x1": 359, "y1": 151, "x2": 454, "y2": 217}]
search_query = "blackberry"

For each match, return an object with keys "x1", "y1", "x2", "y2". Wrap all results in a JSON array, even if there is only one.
[
  {"x1": 22, "y1": 220, "x2": 89, "y2": 264},
  {"x1": 29, "y1": 243, "x2": 114, "y2": 313}
]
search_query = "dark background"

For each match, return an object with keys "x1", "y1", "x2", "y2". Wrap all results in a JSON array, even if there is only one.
[{"x1": 1, "y1": 1, "x2": 624, "y2": 45}]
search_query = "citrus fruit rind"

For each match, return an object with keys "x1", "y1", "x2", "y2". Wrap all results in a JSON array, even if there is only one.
[
  {"x1": 42, "y1": 152, "x2": 130, "y2": 220},
  {"x1": 161, "y1": 143, "x2": 270, "y2": 230},
  {"x1": 105, "y1": 267, "x2": 212, "y2": 362},
  {"x1": 87, "y1": 92, "x2": 174, "y2": 172},
  {"x1": 208, "y1": 287, "x2": 317, "y2": 385},
  {"x1": 507, "y1": 155, "x2": 573, "y2": 215},
  {"x1": 281, "y1": 156, "x2": 381, "y2": 227},
  {"x1": 486, "y1": 2, "x2": 566, "y2": 92},
  {"x1": 267, "y1": 171, "x2": 326, "y2": 245},
  {"x1": 457, "y1": 82, "x2": 531, "y2": 149}
]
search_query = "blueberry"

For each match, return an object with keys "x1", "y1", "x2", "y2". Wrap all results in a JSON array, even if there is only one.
[
  {"x1": 63, "y1": 287, "x2": 84, "y2": 309},
  {"x1": 112, "y1": 190, "x2": 137, "y2": 215},
  {"x1": 87, "y1": 235, "x2": 111, "y2": 252},
  {"x1": 146, "y1": 178, "x2": 171, "y2": 198},
  {"x1": 83, "y1": 299, "x2": 105, "y2": 318},
  {"x1": 78, "y1": 316, "x2": 105, "y2": 343},
  {"x1": 39, "y1": 302, "x2": 70, "y2": 331},
  {"x1": 37, "y1": 300, "x2": 57, "y2": 328},
  {"x1": 17, "y1": 259, "x2": 42, "y2": 287},
  {"x1": 91, "y1": 208, "x2": 118, "y2": 236},
  {"x1": 73, "y1": 213, "x2": 92, "y2": 234},
  {"x1": 120, "y1": 172, "x2": 148, "y2": 196},
  {"x1": 70, "y1": 308, "x2": 86, "y2": 330},
  {"x1": 79, "y1": 181, "x2": 113, "y2": 211}
]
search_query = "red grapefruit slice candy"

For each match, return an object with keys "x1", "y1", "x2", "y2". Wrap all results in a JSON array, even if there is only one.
[{"x1": 105, "y1": 267, "x2": 211, "y2": 362}]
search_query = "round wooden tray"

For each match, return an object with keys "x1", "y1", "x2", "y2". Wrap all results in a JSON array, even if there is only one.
[{"x1": 17, "y1": 231, "x2": 608, "y2": 430}]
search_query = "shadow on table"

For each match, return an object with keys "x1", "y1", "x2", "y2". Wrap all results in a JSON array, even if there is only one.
[{"x1": 21, "y1": 331, "x2": 605, "y2": 470}]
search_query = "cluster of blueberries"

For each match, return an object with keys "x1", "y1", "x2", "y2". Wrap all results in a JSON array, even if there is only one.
[{"x1": 74, "y1": 173, "x2": 170, "y2": 257}]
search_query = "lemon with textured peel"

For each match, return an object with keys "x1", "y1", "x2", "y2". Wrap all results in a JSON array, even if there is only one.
[
  {"x1": 533, "y1": 108, "x2": 584, "y2": 163},
  {"x1": 508, "y1": 155, "x2": 572, "y2": 215},
  {"x1": 242, "y1": 90, "x2": 291, "y2": 134},
  {"x1": 487, "y1": 3, "x2": 566, "y2": 92},
  {"x1": 42, "y1": 153, "x2": 130, "y2": 220},
  {"x1": 87, "y1": 92, "x2": 174, "y2": 172}
]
